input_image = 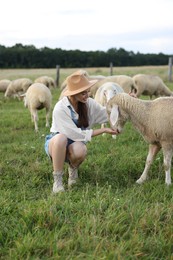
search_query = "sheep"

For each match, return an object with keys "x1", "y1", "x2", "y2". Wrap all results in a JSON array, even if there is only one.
[
  {"x1": 95, "y1": 82, "x2": 124, "y2": 105},
  {"x1": 60, "y1": 69, "x2": 105, "y2": 90},
  {"x1": 34, "y1": 76, "x2": 56, "y2": 89},
  {"x1": 132, "y1": 74, "x2": 173, "y2": 99},
  {"x1": 21, "y1": 83, "x2": 52, "y2": 132},
  {"x1": 4, "y1": 78, "x2": 32, "y2": 98},
  {"x1": 107, "y1": 92, "x2": 173, "y2": 185},
  {"x1": 90, "y1": 75, "x2": 134, "y2": 97},
  {"x1": 94, "y1": 82, "x2": 124, "y2": 139},
  {"x1": 0, "y1": 79, "x2": 11, "y2": 92}
]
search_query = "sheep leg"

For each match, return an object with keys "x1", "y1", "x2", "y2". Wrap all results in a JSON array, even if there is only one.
[
  {"x1": 45, "y1": 109, "x2": 50, "y2": 127},
  {"x1": 31, "y1": 109, "x2": 38, "y2": 132},
  {"x1": 136, "y1": 144, "x2": 161, "y2": 184},
  {"x1": 162, "y1": 146, "x2": 173, "y2": 185}
]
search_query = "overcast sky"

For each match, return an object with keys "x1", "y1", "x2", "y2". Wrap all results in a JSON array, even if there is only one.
[{"x1": 1, "y1": 0, "x2": 173, "y2": 54}]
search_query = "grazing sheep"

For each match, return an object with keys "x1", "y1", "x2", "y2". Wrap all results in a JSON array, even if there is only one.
[
  {"x1": 0, "y1": 79, "x2": 11, "y2": 92},
  {"x1": 34, "y1": 76, "x2": 56, "y2": 89},
  {"x1": 60, "y1": 69, "x2": 105, "y2": 90},
  {"x1": 107, "y1": 93, "x2": 173, "y2": 185},
  {"x1": 4, "y1": 78, "x2": 32, "y2": 98},
  {"x1": 95, "y1": 82, "x2": 124, "y2": 138},
  {"x1": 90, "y1": 75, "x2": 134, "y2": 97},
  {"x1": 22, "y1": 83, "x2": 52, "y2": 132},
  {"x1": 132, "y1": 74, "x2": 173, "y2": 99}
]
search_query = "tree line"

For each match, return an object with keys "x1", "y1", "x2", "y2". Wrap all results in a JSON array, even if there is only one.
[{"x1": 0, "y1": 43, "x2": 171, "y2": 68}]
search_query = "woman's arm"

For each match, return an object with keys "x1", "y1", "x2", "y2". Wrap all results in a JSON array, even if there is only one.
[{"x1": 92, "y1": 127, "x2": 118, "y2": 137}]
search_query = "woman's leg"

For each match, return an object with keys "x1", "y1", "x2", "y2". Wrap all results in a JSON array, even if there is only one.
[
  {"x1": 67, "y1": 141, "x2": 87, "y2": 187},
  {"x1": 67, "y1": 141, "x2": 87, "y2": 167},
  {"x1": 48, "y1": 134, "x2": 68, "y2": 193}
]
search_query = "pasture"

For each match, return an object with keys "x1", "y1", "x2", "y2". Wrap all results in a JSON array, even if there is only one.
[{"x1": 1, "y1": 66, "x2": 173, "y2": 259}]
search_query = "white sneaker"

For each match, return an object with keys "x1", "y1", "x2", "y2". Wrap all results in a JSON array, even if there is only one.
[
  {"x1": 53, "y1": 171, "x2": 65, "y2": 193},
  {"x1": 68, "y1": 166, "x2": 78, "y2": 187},
  {"x1": 53, "y1": 182, "x2": 65, "y2": 193}
]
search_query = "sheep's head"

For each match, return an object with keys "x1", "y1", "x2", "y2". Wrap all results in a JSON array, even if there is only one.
[
  {"x1": 4, "y1": 87, "x2": 13, "y2": 98},
  {"x1": 4, "y1": 90, "x2": 9, "y2": 98},
  {"x1": 104, "y1": 88, "x2": 118, "y2": 103},
  {"x1": 103, "y1": 83, "x2": 124, "y2": 104},
  {"x1": 106, "y1": 96, "x2": 129, "y2": 133}
]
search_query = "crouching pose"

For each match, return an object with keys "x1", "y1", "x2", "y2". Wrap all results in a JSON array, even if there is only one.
[{"x1": 44, "y1": 70, "x2": 118, "y2": 193}]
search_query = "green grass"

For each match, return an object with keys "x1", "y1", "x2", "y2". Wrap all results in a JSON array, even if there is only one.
[{"x1": 1, "y1": 67, "x2": 173, "y2": 259}]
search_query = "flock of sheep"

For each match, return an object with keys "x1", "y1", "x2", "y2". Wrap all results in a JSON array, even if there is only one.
[
  {"x1": 1, "y1": 70, "x2": 173, "y2": 185},
  {"x1": 0, "y1": 76, "x2": 55, "y2": 132}
]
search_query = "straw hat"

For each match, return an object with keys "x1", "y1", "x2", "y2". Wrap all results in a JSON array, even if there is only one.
[{"x1": 63, "y1": 70, "x2": 98, "y2": 96}]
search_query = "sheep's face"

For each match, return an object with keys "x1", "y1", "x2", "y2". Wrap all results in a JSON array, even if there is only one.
[
  {"x1": 107, "y1": 103, "x2": 128, "y2": 133},
  {"x1": 4, "y1": 88, "x2": 13, "y2": 97},
  {"x1": 102, "y1": 89, "x2": 114, "y2": 106},
  {"x1": 104, "y1": 89, "x2": 118, "y2": 103},
  {"x1": 4, "y1": 90, "x2": 9, "y2": 98}
]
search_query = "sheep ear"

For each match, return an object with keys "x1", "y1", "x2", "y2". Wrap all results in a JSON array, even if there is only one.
[
  {"x1": 19, "y1": 93, "x2": 26, "y2": 97},
  {"x1": 19, "y1": 93, "x2": 26, "y2": 100},
  {"x1": 110, "y1": 105, "x2": 119, "y2": 126}
]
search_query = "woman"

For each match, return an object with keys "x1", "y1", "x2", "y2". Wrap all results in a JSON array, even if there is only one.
[{"x1": 45, "y1": 70, "x2": 118, "y2": 193}]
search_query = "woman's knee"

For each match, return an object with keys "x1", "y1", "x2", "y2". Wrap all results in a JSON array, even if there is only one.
[
  {"x1": 49, "y1": 134, "x2": 67, "y2": 154},
  {"x1": 78, "y1": 143, "x2": 87, "y2": 159},
  {"x1": 68, "y1": 142, "x2": 87, "y2": 161}
]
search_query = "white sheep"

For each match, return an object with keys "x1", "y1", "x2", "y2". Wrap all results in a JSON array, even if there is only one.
[
  {"x1": 94, "y1": 82, "x2": 124, "y2": 139},
  {"x1": 107, "y1": 93, "x2": 173, "y2": 185},
  {"x1": 4, "y1": 78, "x2": 32, "y2": 98},
  {"x1": 22, "y1": 83, "x2": 52, "y2": 132},
  {"x1": 132, "y1": 74, "x2": 173, "y2": 99},
  {"x1": 90, "y1": 75, "x2": 134, "y2": 97},
  {"x1": 34, "y1": 76, "x2": 56, "y2": 89},
  {"x1": 95, "y1": 82, "x2": 124, "y2": 105},
  {"x1": 0, "y1": 79, "x2": 11, "y2": 92}
]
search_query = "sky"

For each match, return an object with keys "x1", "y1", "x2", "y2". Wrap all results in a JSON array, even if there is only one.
[{"x1": 1, "y1": 0, "x2": 173, "y2": 55}]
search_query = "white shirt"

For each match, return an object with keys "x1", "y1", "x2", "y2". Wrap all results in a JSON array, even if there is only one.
[{"x1": 50, "y1": 96, "x2": 108, "y2": 142}]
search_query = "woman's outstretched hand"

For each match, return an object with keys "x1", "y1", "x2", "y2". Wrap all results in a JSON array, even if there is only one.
[{"x1": 103, "y1": 128, "x2": 119, "y2": 135}]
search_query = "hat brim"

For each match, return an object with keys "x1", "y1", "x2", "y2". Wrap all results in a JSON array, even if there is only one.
[{"x1": 62, "y1": 79, "x2": 98, "y2": 96}]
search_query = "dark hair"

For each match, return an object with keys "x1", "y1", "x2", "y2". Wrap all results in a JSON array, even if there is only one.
[{"x1": 77, "y1": 102, "x2": 89, "y2": 128}]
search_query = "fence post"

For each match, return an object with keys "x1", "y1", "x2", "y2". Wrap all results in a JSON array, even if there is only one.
[
  {"x1": 56, "y1": 65, "x2": 60, "y2": 87},
  {"x1": 110, "y1": 62, "x2": 113, "y2": 76},
  {"x1": 168, "y1": 57, "x2": 172, "y2": 82}
]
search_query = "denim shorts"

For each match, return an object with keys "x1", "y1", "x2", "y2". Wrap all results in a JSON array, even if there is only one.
[{"x1": 44, "y1": 132, "x2": 75, "y2": 160}]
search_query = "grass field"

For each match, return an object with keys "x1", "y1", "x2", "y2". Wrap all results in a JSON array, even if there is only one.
[{"x1": 1, "y1": 66, "x2": 173, "y2": 259}]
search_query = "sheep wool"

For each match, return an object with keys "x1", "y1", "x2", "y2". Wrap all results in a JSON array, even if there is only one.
[
  {"x1": 90, "y1": 75, "x2": 133, "y2": 97},
  {"x1": 107, "y1": 93, "x2": 173, "y2": 185}
]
